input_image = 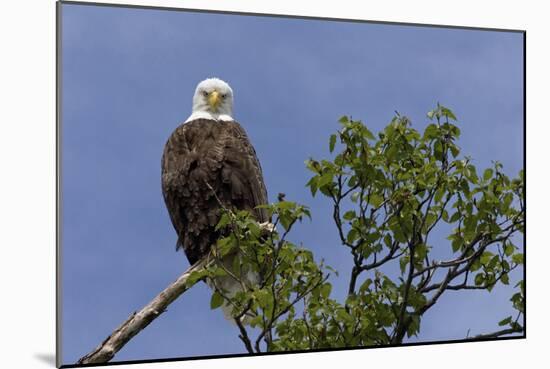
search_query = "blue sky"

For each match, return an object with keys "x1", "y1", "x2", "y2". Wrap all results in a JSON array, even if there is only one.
[{"x1": 60, "y1": 3, "x2": 524, "y2": 365}]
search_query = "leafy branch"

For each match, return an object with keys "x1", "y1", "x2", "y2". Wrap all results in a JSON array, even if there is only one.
[
  {"x1": 213, "y1": 104, "x2": 523, "y2": 353},
  {"x1": 301, "y1": 104, "x2": 524, "y2": 346}
]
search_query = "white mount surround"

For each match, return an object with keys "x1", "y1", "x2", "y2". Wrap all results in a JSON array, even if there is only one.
[{"x1": 3, "y1": 1, "x2": 546, "y2": 369}]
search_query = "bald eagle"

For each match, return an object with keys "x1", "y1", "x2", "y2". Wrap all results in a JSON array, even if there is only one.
[{"x1": 161, "y1": 78, "x2": 269, "y2": 321}]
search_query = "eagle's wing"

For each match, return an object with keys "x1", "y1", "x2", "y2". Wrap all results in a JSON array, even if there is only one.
[
  {"x1": 161, "y1": 119, "x2": 268, "y2": 265},
  {"x1": 161, "y1": 122, "x2": 193, "y2": 253},
  {"x1": 222, "y1": 121, "x2": 269, "y2": 223}
]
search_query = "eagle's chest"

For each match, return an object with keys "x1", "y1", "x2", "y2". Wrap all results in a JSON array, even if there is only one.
[
  {"x1": 183, "y1": 125, "x2": 239, "y2": 183},
  {"x1": 185, "y1": 122, "x2": 231, "y2": 151}
]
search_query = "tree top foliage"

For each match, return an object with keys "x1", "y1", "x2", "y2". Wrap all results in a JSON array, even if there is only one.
[{"x1": 193, "y1": 104, "x2": 525, "y2": 353}]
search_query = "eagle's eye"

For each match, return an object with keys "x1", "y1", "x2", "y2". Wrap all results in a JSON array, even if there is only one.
[
  {"x1": 202, "y1": 91, "x2": 208, "y2": 97},
  {"x1": 221, "y1": 94, "x2": 227, "y2": 99}
]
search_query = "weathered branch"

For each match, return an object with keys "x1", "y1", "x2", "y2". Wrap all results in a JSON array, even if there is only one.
[
  {"x1": 472, "y1": 326, "x2": 523, "y2": 340},
  {"x1": 412, "y1": 249, "x2": 485, "y2": 278},
  {"x1": 77, "y1": 258, "x2": 208, "y2": 365}
]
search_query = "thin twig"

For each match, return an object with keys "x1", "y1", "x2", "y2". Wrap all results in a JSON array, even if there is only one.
[{"x1": 472, "y1": 326, "x2": 523, "y2": 339}]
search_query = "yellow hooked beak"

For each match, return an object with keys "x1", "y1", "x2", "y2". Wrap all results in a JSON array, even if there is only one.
[{"x1": 208, "y1": 90, "x2": 221, "y2": 111}]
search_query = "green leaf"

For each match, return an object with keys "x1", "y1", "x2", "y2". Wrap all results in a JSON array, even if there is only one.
[
  {"x1": 512, "y1": 253, "x2": 524, "y2": 265},
  {"x1": 488, "y1": 255, "x2": 500, "y2": 269},
  {"x1": 363, "y1": 127, "x2": 375, "y2": 140},
  {"x1": 343, "y1": 210, "x2": 356, "y2": 221},
  {"x1": 415, "y1": 243, "x2": 428, "y2": 260},
  {"x1": 423, "y1": 124, "x2": 439, "y2": 141},
  {"x1": 320, "y1": 283, "x2": 332, "y2": 299},
  {"x1": 186, "y1": 269, "x2": 208, "y2": 287},
  {"x1": 449, "y1": 144, "x2": 460, "y2": 158},
  {"x1": 384, "y1": 234, "x2": 392, "y2": 248},
  {"x1": 451, "y1": 237, "x2": 462, "y2": 252},
  {"x1": 255, "y1": 289, "x2": 271, "y2": 309},
  {"x1": 277, "y1": 201, "x2": 295, "y2": 210},
  {"x1": 498, "y1": 316, "x2": 512, "y2": 327},
  {"x1": 335, "y1": 308, "x2": 353, "y2": 324},
  {"x1": 306, "y1": 176, "x2": 319, "y2": 197},
  {"x1": 504, "y1": 243, "x2": 515, "y2": 257},
  {"x1": 483, "y1": 168, "x2": 493, "y2": 181},
  {"x1": 406, "y1": 315, "x2": 421, "y2": 338},
  {"x1": 216, "y1": 236, "x2": 234, "y2": 257},
  {"x1": 215, "y1": 213, "x2": 232, "y2": 231},
  {"x1": 449, "y1": 211, "x2": 461, "y2": 223},
  {"x1": 369, "y1": 193, "x2": 384, "y2": 208},
  {"x1": 451, "y1": 125, "x2": 461, "y2": 137},
  {"x1": 359, "y1": 278, "x2": 372, "y2": 293},
  {"x1": 502, "y1": 193, "x2": 513, "y2": 212},
  {"x1": 434, "y1": 140, "x2": 444, "y2": 161},
  {"x1": 425, "y1": 213, "x2": 437, "y2": 229},
  {"x1": 305, "y1": 159, "x2": 320, "y2": 173},
  {"x1": 339, "y1": 116, "x2": 349, "y2": 124},
  {"x1": 466, "y1": 165, "x2": 479, "y2": 184},
  {"x1": 441, "y1": 106, "x2": 457, "y2": 121},
  {"x1": 393, "y1": 227, "x2": 407, "y2": 244},
  {"x1": 347, "y1": 228, "x2": 359, "y2": 244},
  {"x1": 399, "y1": 256, "x2": 409, "y2": 274},
  {"x1": 480, "y1": 251, "x2": 494, "y2": 266},
  {"x1": 463, "y1": 215, "x2": 477, "y2": 238},
  {"x1": 210, "y1": 292, "x2": 224, "y2": 310},
  {"x1": 329, "y1": 134, "x2": 337, "y2": 153},
  {"x1": 470, "y1": 259, "x2": 481, "y2": 272},
  {"x1": 501, "y1": 273, "x2": 510, "y2": 285},
  {"x1": 434, "y1": 188, "x2": 445, "y2": 203},
  {"x1": 474, "y1": 273, "x2": 485, "y2": 286},
  {"x1": 318, "y1": 172, "x2": 333, "y2": 188}
]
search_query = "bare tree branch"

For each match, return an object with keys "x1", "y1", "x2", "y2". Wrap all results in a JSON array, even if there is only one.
[
  {"x1": 234, "y1": 303, "x2": 255, "y2": 354},
  {"x1": 77, "y1": 258, "x2": 209, "y2": 364},
  {"x1": 235, "y1": 319, "x2": 254, "y2": 353},
  {"x1": 472, "y1": 326, "x2": 523, "y2": 340},
  {"x1": 360, "y1": 241, "x2": 404, "y2": 271}
]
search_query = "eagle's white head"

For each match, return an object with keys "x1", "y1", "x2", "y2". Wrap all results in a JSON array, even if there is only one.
[{"x1": 185, "y1": 78, "x2": 234, "y2": 123}]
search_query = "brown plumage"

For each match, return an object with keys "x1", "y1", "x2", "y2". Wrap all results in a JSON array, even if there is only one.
[{"x1": 161, "y1": 118, "x2": 268, "y2": 265}]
